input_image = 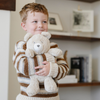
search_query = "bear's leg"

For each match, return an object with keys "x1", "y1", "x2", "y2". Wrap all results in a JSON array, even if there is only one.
[
  {"x1": 26, "y1": 76, "x2": 40, "y2": 96},
  {"x1": 44, "y1": 77, "x2": 58, "y2": 92}
]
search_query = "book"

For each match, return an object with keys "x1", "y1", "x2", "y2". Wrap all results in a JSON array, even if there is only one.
[
  {"x1": 58, "y1": 75, "x2": 78, "y2": 84},
  {"x1": 70, "y1": 57, "x2": 84, "y2": 82},
  {"x1": 76, "y1": 54, "x2": 92, "y2": 82},
  {"x1": 70, "y1": 69, "x2": 80, "y2": 81},
  {"x1": 58, "y1": 78, "x2": 78, "y2": 84},
  {"x1": 64, "y1": 75, "x2": 76, "y2": 79}
]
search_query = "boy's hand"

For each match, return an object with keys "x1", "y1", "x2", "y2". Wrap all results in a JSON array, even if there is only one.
[{"x1": 35, "y1": 61, "x2": 50, "y2": 76}]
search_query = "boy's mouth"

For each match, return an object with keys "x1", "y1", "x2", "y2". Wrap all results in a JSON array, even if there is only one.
[
  {"x1": 36, "y1": 28, "x2": 44, "y2": 31},
  {"x1": 36, "y1": 30, "x2": 44, "y2": 31}
]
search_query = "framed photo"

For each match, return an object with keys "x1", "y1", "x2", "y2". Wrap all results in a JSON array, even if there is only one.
[
  {"x1": 48, "y1": 13, "x2": 63, "y2": 31},
  {"x1": 72, "y1": 10, "x2": 94, "y2": 32}
]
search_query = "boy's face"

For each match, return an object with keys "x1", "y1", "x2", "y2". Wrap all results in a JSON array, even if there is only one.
[{"x1": 21, "y1": 11, "x2": 48, "y2": 35}]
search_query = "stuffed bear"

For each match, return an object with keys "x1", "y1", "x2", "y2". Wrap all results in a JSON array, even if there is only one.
[{"x1": 24, "y1": 32, "x2": 62, "y2": 96}]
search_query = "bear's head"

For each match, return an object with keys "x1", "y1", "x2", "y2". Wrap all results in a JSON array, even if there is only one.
[{"x1": 24, "y1": 32, "x2": 51, "y2": 54}]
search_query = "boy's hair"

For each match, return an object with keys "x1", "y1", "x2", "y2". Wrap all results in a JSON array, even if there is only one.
[{"x1": 19, "y1": 2, "x2": 48, "y2": 23}]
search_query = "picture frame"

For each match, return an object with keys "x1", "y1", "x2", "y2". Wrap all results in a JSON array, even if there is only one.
[
  {"x1": 48, "y1": 13, "x2": 63, "y2": 31},
  {"x1": 72, "y1": 10, "x2": 94, "y2": 32}
]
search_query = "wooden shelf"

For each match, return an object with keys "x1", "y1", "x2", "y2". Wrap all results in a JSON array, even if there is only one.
[
  {"x1": 58, "y1": 81, "x2": 100, "y2": 87},
  {"x1": 74, "y1": 0, "x2": 99, "y2": 3},
  {"x1": 0, "y1": 0, "x2": 15, "y2": 11},
  {"x1": 51, "y1": 35, "x2": 100, "y2": 42}
]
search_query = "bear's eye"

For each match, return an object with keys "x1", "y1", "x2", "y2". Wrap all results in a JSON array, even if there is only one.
[{"x1": 33, "y1": 42, "x2": 35, "y2": 44}]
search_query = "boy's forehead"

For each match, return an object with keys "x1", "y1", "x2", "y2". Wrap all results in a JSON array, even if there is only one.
[
  {"x1": 28, "y1": 11, "x2": 35, "y2": 15},
  {"x1": 28, "y1": 11, "x2": 47, "y2": 17}
]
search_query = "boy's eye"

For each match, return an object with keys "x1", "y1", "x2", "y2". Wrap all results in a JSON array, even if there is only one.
[
  {"x1": 32, "y1": 21, "x2": 37, "y2": 23},
  {"x1": 43, "y1": 21, "x2": 47, "y2": 23}
]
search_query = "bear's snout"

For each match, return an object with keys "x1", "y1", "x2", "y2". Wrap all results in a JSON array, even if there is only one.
[
  {"x1": 34, "y1": 43, "x2": 43, "y2": 54},
  {"x1": 37, "y1": 44, "x2": 40, "y2": 47},
  {"x1": 34, "y1": 43, "x2": 41, "y2": 48}
]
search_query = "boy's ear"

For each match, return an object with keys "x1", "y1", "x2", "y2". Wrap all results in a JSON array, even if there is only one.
[{"x1": 21, "y1": 22, "x2": 27, "y2": 31}]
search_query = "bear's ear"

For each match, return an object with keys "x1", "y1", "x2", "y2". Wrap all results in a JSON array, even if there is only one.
[
  {"x1": 24, "y1": 33, "x2": 33, "y2": 41},
  {"x1": 41, "y1": 32, "x2": 51, "y2": 39}
]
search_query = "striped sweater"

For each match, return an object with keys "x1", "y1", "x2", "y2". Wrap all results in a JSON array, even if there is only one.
[{"x1": 13, "y1": 40, "x2": 69, "y2": 100}]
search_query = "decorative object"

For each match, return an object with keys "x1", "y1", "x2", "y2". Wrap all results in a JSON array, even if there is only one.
[
  {"x1": 64, "y1": 50, "x2": 68, "y2": 63},
  {"x1": 72, "y1": 10, "x2": 94, "y2": 32},
  {"x1": 48, "y1": 13, "x2": 63, "y2": 31}
]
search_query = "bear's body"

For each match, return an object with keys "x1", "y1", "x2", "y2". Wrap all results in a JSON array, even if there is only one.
[{"x1": 24, "y1": 32, "x2": 62, "y2": 96}]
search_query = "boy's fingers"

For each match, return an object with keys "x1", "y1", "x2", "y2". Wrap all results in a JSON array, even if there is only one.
[
  {"x1": 35, "y1": 70, "x2": 44, "y2": 75},
  {"x1": 42, "y1": 61, "x2": 48, "y2": 64},
  {"x1": 38, "y1": 73, "x2": 45, "y2": 76},
  {"x1": 35, "y1": 65, "x2": 43, "y2": 69},
  {"x1": 36, "y1": 68, "x2": 44, "y2": 73}
]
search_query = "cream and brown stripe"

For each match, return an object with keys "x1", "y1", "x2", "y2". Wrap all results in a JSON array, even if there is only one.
[
  {"x1": 50, "y1": 44, "x2": 58, "y2": 48},
  {"x1": 23, "y1": 43, "x2": 26, "y2": 50},
  {"x1": 16, "y1": 40, "x2": 22, "y2": 45},
  {"x1": 17, "y1": 73, "x2": 29, "y2": 78},
  {"x1": 13, "y1": 52, "x2": 25, "y2": 65},
  {"x1": 33, "y1": 56, "x2": 39, "y2": 72},
  {"x1": 41, "y1": 54, "x2": 46, "y2": 61},
  {"x1": 21, "y1": 91, "x2": 58, "y2": 98},
  {"x1": 16, "y1": 41, "x2": 26, "y2": 50}
]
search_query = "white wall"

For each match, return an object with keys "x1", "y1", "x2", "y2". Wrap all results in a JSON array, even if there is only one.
[
  {"x1": 59, "y1": 87, "x2": 91, "y2": 100},
  {"x1": 0, "y1": 10, "x2": 10, "y2": 100},
  {"x1": 91, "y1": 1, "x2": 100, "y2": 100},
  {"x1": 91, "y1": 1, "x2": 100, "y2": 38},
  {"x1": 92, "y1": 1, "x2": 100, "y2": 81},
  {"x1": 8, "y1": 0, "x2": 36, "y2": 100},
  {"x1": 91, "y1": 86, "x2": 100, "y2": 100}
]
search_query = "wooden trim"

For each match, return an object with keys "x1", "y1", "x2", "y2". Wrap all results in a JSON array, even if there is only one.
[
  {"x1": 74, "y1": 0, "x2": 99, "y2": 3},
  {"x1": 0, "y1": 0, "x2": 16, "y2": 11},
  {"x1": 58, "y1": 81, "x2": 100, "y2": 87},
  {"x1": 51, "y1": 35, "x2": 100, "y2": 42}
]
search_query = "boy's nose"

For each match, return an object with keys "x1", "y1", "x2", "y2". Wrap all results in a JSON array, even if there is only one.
[{"x1": 38, "y1": 22, "x2": 43, "y2": 28}]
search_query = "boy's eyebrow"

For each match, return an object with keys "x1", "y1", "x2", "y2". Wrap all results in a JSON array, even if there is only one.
[
  {"x1": 43, "y1": 19, "x2": 48, "y2": 20},
  {"x1": 32, "y1": 18, "x2": 48, "y2": 20}
]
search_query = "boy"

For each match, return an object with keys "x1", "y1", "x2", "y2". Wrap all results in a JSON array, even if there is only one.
[{"x1": 13, "y1": 2, "x2": 69, "y2": 100}]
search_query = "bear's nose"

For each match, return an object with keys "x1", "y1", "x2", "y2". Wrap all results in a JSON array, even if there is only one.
[
  {"x1": 34, "y1": 43, "x2": 43, "y2": 54},
  {"x1": 37, "y1": 45, "x2": 40, "y2": 47}
]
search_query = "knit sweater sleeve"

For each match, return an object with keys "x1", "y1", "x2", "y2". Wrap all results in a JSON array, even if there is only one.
[
  {"x1": 47, "y1": 42, "x2": 69, "y2": 80},
  {"x1": 13, "y1": 40, "x2": 30, "y2": 76}
]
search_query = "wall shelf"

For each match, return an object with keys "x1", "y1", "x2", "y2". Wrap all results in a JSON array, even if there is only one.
[
  {"x1": 58, "y1": 81, "x2": 100, "y2": 87},
  {"x1": 74, "y1": 0, "x2": 99, "y2": 3},
  {"x1": 0, "y1": 0, "x2": 15, "y2": 11},
  {"x1": 51, "y1": 35, "x2": 100, "y2": 42},
  {"x1": 50, "y1": 31, "x2": 100, "y2": 42}
]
